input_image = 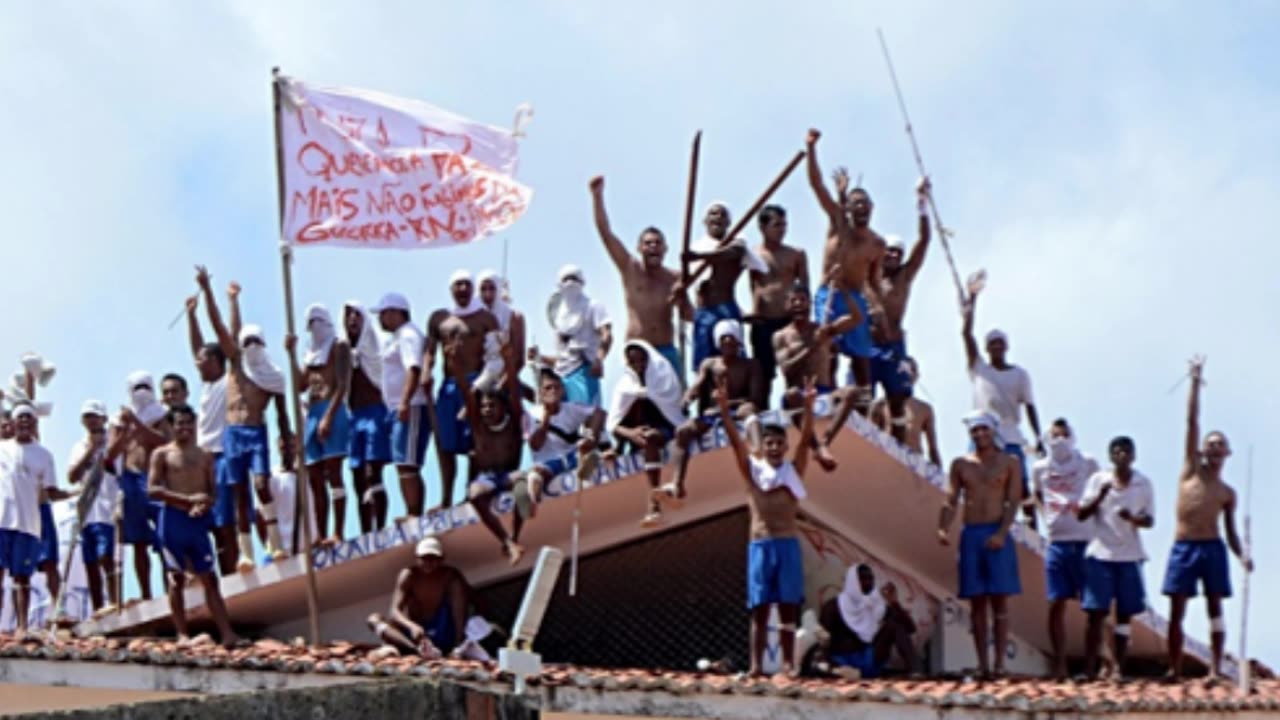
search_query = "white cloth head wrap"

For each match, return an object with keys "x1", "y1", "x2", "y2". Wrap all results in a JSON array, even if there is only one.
[
  {"x1": 962, "y1": 409, "x2": 999, "y2": 431},
  {"x1": 836, "y1": 565, "x2": 886, "y2": 644},
  {"x1": 713, "y1": 319, "x2": 743, "y2": 352},
  {"x1": 237, "y1": 325, "x2": 287, "y2": 395},
  {"x1": 985, "y1": 329, "x2": 1008, "y2": 346},
  {"x1": 885, "y1": 234, "x2": 906, "y2": 252},
  {"x1": 477, "y1": 268, "x2": 514, "y2": 333},
  {"x1": 606, "y1": 340, "x2": 686, "y2": 433},
  {"x1": 344, "y1": 300, "x2": 383, "y2": 389},
  {"x1": 304, "y1": 303, "x2": 335, "y2": 367},
  {"x1": 125, "y1": 370, "x2": 167, "y2": 426},
  {"x1": 449, "y1": 270, "x2": 485, "y2": 317}
]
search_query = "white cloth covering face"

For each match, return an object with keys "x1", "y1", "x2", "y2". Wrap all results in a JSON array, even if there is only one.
[
  {"x1": 1081, "y1": 469, "x2": 1155, "y2": 562},
  {"x1": 125, "y1": 371, "x2": 168, "y2": 427},
  {"x1": 237, "y1": 325, "x2": 288, "y2": 395},
  {"x1": 344, "y1": 300, "x2": 383, "y2": 389},
  {"x1": 1030, "y1": 435, "x2": 1099, "y2": 543},
  {"x1": 477, "y1": 269, "x2": 514, "y2": 333},
  {"x1": 0, "y1": 438, "x2": 57, "y2": 539},
  {"x1": 551, "y1": 277, "x2": 610, "y2": 377},
  {"x1": 304, "y1": 304, "x2": 336, "y2": 367},
  {"x1": 748, "y1": 455, "x2": 807, "y2": 500},
  {"x1": 836, "y1": 566, "x2": 886, "y2": 644},
  {"x1": 607, "y1": 340, "x2": 686, "y2": 433}
]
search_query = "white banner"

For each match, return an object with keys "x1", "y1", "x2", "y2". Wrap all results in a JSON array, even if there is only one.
[{"x1": 277, "y1": 76, "x2": 532, "y2": 250}]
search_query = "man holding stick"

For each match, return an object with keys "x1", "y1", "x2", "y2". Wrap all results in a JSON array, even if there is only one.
[
  {"x1": 68, "y1": 400, "x2": 121, "y2": 614},
  {"x1": 749, "y1": 204, "x2": 807, "y2": 406},
  {"x1": 184, "y1": 295, "x2": 236, "y2": 574}
]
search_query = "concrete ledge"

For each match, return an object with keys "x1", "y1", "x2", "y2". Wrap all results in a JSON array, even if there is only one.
[{"x1": 0, "y1": 657, "x2": 358, "y2": 695}]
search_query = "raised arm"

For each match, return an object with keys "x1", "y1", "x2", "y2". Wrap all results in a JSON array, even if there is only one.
[
  {"x1": 902, "y1": 179, "x2": 932, "y2": 282},
  {"x1": 791, "y1": 377, "x2": 816, "y2": 477},
  {"x1": 197, "y1": 265, "x2": 238, "y2": 361},
  {"x1": 961, "y1": 290, "x2": 980, "y2": 370},
  {"x1": 227, "y1": 281, "x2": 244, "y2": 344},
  {"x1": 714, "y1": 375, "x2": 752, "y2": 482},
  {"x1": 937, "y1": 461, "x2": 963, "y2": 544},
  {"x1": 805, "y1": 129, "x2": 844, "y2": 227},
  {"x1": 1184, "y1": 356, "x2": 1205, "y2": 470},
  {"x1": 589, "y1": 176, "x2": 631, "y2": 273},
  {"x1": 185, "y1": 295, "x2": 205, "y2": 360}
]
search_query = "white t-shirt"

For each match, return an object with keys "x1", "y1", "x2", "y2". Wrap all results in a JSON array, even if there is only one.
[
  {"x1": 381, "y1": 323, "x2": 427, "y2": 408},
  {"x1": 969, "y1": 360, "x2": 1034, "y2": 446},
  {"x1": 554, "y1": 301, "x2": 611, "y2": 377},
  {"x1": 198, "y1": 376, "x2": 228, "y2": 454},
  {"x1": 1081, "y1": 469, "x2": 1154, "y2": 562},
  {"x1": 0, "y1": 439, "x2": 57, "y2": 539},
  {"x1": 528, "y1": 402, "x2": 597, "y2": 464},
  {"x1": 269, "y1": 469, "x2": 318, "y2": 553},
  {"x1": 68, "y1": 438, "x2": 120, "y2": 527},
  {"x1": 1031, "y1": 453, "x2": 1100, "y2": 543}
]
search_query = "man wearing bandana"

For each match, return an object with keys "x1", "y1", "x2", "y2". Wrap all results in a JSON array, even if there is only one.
[
  {"x1": 685, "y1": 202, "x2": 768, "y2": 371},
  {"x1": 343, "y1": 300, "x2": 389, "y2": 533},
  {"x1": 197, "y1": 266, "x2": 292, "y2": 569},
  {"x1": 476, "y1": 270, "x2": 526, "y2": 383},
  {"x1": 533, "y1": 266, "x2": 612, "y2": 409},
  {"x1": 285, "y1": 304, "x2": 352, "y2": 547},
  {"x1": 1030, "y1": 418, "x2": 1099, "y2": 678},
  {"x1": 424, "y1": 271, "x2": 499, "y2": 510}
]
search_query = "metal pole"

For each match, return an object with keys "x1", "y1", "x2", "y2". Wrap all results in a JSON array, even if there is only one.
[{"x1": 1238, "y1": 445, "x2": 1253, "y2": 695}]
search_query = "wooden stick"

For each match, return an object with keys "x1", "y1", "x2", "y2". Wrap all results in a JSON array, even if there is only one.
[
  {"x1": 686, "y1": 150, "x2": 804, "y2": 287},
  {"x1": 678, "y1": 131, "x2": 702, "y2": 379},
  {"x1": 273, "y1": 67, "x2": 323, "y2": 647},
  {"x1": 1238, "y1": 445, "x2": 1253, "y2": 695}
]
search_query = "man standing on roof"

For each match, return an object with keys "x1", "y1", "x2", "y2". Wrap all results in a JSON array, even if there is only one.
[
  {"x1": 1030, "y1": 418, "x2": 1100, "y2": 679},
  {"x1": 685, "y1": 201, "x2": 768, "y2": 371},
  {"x1": 749, "y1": 204, "x2": 807, "y2": 405},
  {"x1": 160, "y1": 374, "x2": 190, "y2": 412},
  {"x1": 961, "y1": 280, "x2": 1044, "y2": 528},
  {"x1": 343, "y1": 300, "x2": 389, "y2": 533},
  {"x1": 196, "y1": 266, "x2": 292, "y2": 568},
  {"x1": 0, "y1": 403, "x2": 57, "y2": 634},
  {"x1": 1076, "y1": 435, "x2": 1152, "y2": 680},
  {"x1": 425, "y1": 272, "x2": 499, "y2": 509},
  {"x1": 366, "y1": 536, "x2": 476, "y2": 659},
  {"x1": 531, "y1": 266, "x2": 613, "y2": 408},
  {"x1": 105, "y1": 371, "x2": 169, "y2": 602},
  {"x1": 184, "y1": 295, "x2": 236, "y2": 574},
  {"x1": 870, "y1": 357, "x2": 942, "y2": 467},
  {"x1": 589, "y1": 176, "x2": 692, "y2": 375},
  {"x1": 1162, "y1": 357, "x2": 1253, "y2": 682},
  {"x1": 719, "y1": 374, "x2": 816, "y2": 678},
  {"x1": 68, "y1": 400, "x2": 121, "y2": 614},
  {"x1": 373, "y1": 292, "x2": 429, "y2": 519},
  {"x1": 285, "y1": 304, "x2": 352, "y2": 547},
  {"x1": 937, "y1": 411, "x2": 1023, "y2": 679}
]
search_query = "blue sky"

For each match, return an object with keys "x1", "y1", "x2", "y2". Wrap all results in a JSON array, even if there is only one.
[{"x1": 3, "y1": 1, "x2": 1277, "y2": 662}]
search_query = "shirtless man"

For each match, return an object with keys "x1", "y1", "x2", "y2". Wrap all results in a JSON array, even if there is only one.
[
  {"x1": 343, "y1": 300, "x2": 389, "y2": 533},
  {"x1": 719, "y1": 374, "x2": 815, "y2": 677},
  {"x1": 1162, "y1": 357, "x2": 1253, "y2": 681},
  {"x1": 450, "y1": 340, "x2": 526, "y2": 564},
  {"x1": 424, "y1": 271, "x2": 499, "y2": 509},
  {"x1": 589, "y1": 176, "x2": 692, "y2": 375},
  {"x1": 870, "y1": 357, "x2": 942, "y2": 467},
  {"x1": 285, "y1": 304, "x2": 352, "y2": 546},
  {"x1": 773, "y1": 281, "x2": 859, "y2": 471},
  {"x1": 366, "y1": 536, "x2": 471, "y2": 658},
  {"x1": 667, "y1": 320, "x2": 764, "y2": 504},
  {"x1": 147, "y1": 405, "x2": 238, "y2": 648},
  {"x1": 806, "y1": 129, "x2": 886, "y2": 417},
  {"x1": 685, "y1": 202, "x2": 768, "y2": 370},
  {"x1": 870, "y1": 179, "x2": 932, "y2": 444},
  {"x1": 749, "y1": 204, "x2": 808, "y2": 405},
  {"x1": 937, "y1": 411, "x2": 1023, "y2": 678},
  {"x1": 105, "y1": 371, "x2": 170, "y2": 602},
  {"x1": 185, "y1": 297, "x2": 236, "y2": 574},
  {"x1": 197, "y1": 266, "x2": 292, "y2": 568},
  {"x1": 160, "y1": 374, "x2": 189, "y2": 411}
]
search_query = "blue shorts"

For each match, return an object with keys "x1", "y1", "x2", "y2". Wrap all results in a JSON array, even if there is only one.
[
  {"x1": 958, "y1": 522, "x2": 1021, "y2": 598},
  {"x1": 1045, "y1": 540, "x2": 1088, "y2": 601},
  {"x1": 436, "y1": 374, "x2": 477, "y2": 454},
  {"x1": 1083, "y1": 558, "x2": 1146, "y2": 616},
  {"x1": 814, "y1": 285, "x2": 872, "y2": 358},
  {"x1": 536, "y1": 453, "x2": 579, "y2": 478},
  {"x1": 224, "y1": 424, "x2": 270, "y2": 485},
  {"x1": 391, "y1": 405, "x2": 432, "y2": 468},
  {"x1": 693, "y1": 300, "x2": 742, "y2": 370},
  {"x1": 118, "y1": 471, "x2": 156, "y2": 545},
  {"x1": 654, "y1": 344, "x2": 681, "y2": 378},
  {"x1": 37, "y1": 502, "x2": 58, "y2": 567},
  {"x1": 0, "y1": 529, "x2": 40, "y2": 578},
  {"x1": 304, "y1": 400, "x2": 352, "y2": 465},
  {"x1": 471, "y1": 470, "x2": 515, "y2": 495},
  {"x1": 831, "y1": 648, "x2": 880, "y2": 679},
  {"x1": 81, "y1": 522, "x2": 115, "y2": 566},
  {"x1": 870, "y1": 339, "x2": 914, "y2": 397},
  {"x1": 1162, "y1": 539, "x2": 1232, "y2": 598},
  {"x1": 209, "y1": 453, "x2": 241, "y2": 530},
  {"x1": 562, "y1": 365, "x2": 602, "y2": 408},
  {"x1": 747, "y1": 536, "x2": 804, "y2": 609},
  {"x1": 420, "y1": 596, "x2": 458, "y2": 654},
  {"x1": 157, "y1": 505, "x2": 216, "y2": 575},
  {"x1": 349, "y1": 403, "x2": 392, "y2": 468}
]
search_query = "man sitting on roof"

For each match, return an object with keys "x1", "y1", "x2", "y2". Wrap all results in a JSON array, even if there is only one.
[
  {"x1": 818, "y1": 564, "x2": 918, "y2": 678},
  {"x1": 523, "y1": 367, "x2": 604, "y2": 514},
  {"x1": 367, "y1": 536, "x2": 481, "y2": 659}
]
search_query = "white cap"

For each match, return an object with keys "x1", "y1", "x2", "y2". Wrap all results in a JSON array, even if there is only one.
[
  {"x1": 10, "y1": 403, "x2": 36, "y2": 420},
  {"x1": 713, "y1": 319, "x2": 743, "y2": 347},
  {"x1": 372, "y1": 292, "x2": 411, "y2": 314},
  {"x1": 449, "y1": 269, "x2": 473, "y2": 286},
  {"x1": 415, "y1": 536, "x2": 443, "y2": 558},
  {"x1": 962, "y1": 410, "x2": 998, "y2": 431},
  {"x1": 885, "y1": 234, "x2": 905, "y2": 251},
  {"x1": 81, "y1": 399, "x2": 108, "y2": 418},
  {"x1": 558, "y1": 264, "x2": 584, "y2": 284},
  {"x1": 985, "y1": 329, "x2": 1008, "y2": 345}
]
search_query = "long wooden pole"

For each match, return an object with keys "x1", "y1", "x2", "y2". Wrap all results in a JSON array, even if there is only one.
[
  {"x1": 686, "y1": 150, "x2": 804, "y2": 287},
  {"x1": 678, "y1": 131, "x2": 702, "y2": 380},
  {"x1": 272, "y1": 68, "x2": 323, "y2": 646},
  {"x1": 1239, "y1": 445, "x2": 1254, "y2": 695}
]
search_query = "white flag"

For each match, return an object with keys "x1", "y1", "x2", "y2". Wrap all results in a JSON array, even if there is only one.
[{"x1": 277, "y1": 76, "x2": 532, "y2": 250}]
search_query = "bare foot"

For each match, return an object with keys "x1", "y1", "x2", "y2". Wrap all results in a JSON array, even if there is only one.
[
  {"x1": 815, "y1": 444, "x2": 838, "y2": 472},
  {"x1": 506, "y1": 541, "x2": 525, "y2": 566}
]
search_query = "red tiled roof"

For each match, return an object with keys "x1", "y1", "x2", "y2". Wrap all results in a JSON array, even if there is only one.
[{"x1": 2, "y1": 633, "x2": 1277, "y2": 714}]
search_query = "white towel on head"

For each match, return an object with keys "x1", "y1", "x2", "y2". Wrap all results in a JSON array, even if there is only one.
[
  {"x1": 344, "y1": 300, "x2": 383, "y2": 389},
  {"x1": 749, "y1": 456, "x2": 807, "y2": 499},
  {"x1": 125, "y1": 370, "x2": 167, "y2": 426},
  {"x1": 607, "y1": 340, "x2": 686, "y2": 433},
  {"x1": 713, "y1": 319, "x2": 743, "y2": 351},
  {"x1": 477, "y1": 269, "x2": 514, "y2": 333},
  {"x1": 449, "y1": 270, "x2": 485, "y2": 317},
  {"x1": 304, "y1": 303, "x2": 335, "y2": 367},
  {"x1": 237, "y1": 324, "x2": 287, "y2": 395},
  {"x1": 836, "y1": 565, "x2": 885, "y2": 644}
]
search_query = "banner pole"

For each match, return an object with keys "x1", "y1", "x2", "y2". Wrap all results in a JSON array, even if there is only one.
[{"x1": 272, "y1": 67, "x2": 323, "y2": 646}]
